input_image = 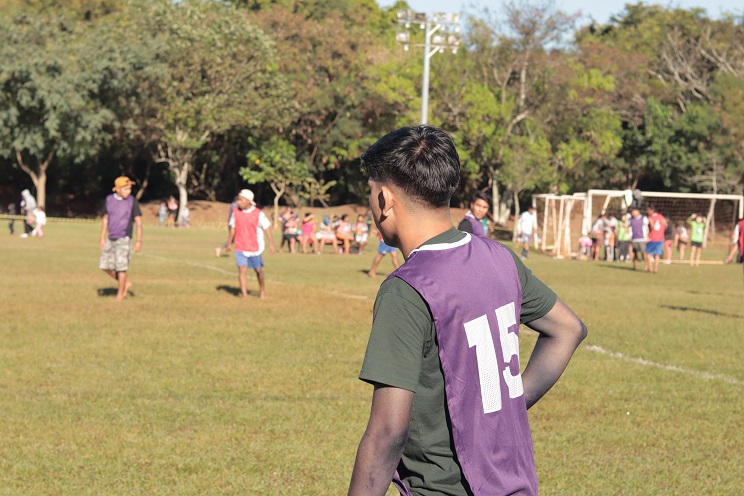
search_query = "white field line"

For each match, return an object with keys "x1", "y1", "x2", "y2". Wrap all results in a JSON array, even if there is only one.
[
  {"x1": 584, "y1": 344, "x2": 743, "y2": 386},
  {"x1": 139, "y1": 253, "x2": 371, "y2": 301}
]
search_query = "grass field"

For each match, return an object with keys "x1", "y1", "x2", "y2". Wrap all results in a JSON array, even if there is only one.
[{"x1": 1, "y1": 222, "x2": 742, "y2": 495}]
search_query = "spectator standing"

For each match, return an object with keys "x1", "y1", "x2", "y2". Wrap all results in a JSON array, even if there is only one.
[
  {"x1": 517, "y1": 206, "x2": 538, "y2": 259},
  {"x1": 645, "y1": 206, "x2": 667, "y2": 273},
  {"x1": 215, "y1": 196, "x2": 239, "y2": 257},
  {"x1": 227, "y1": 189, "x2": 275, "y2": 299},
  {"x1": 589, "y1": 214, "x2": 606, "y2": 261},
  {"x1": 7, "y1": 202, "x2": 16, "y2": 235},
  {"x1": 180, "y1": 204, "x2": 191, "y2": 228},
  {"x1": 458, "y1": 193, "x2": 490, "y2": 237},
  {"x1": 348, "y1": 125, "x2": 586, "y2": 496},
  {"x1": 724, "y1": 218, "x2": 744, "y2": 276},
  {"x1": 629, "y1": 207, "x2": 649, "y2": 271},
  {"x1": 158, "y1": 202, "x2": 167, "y2": 227},
  {"x1": 300, "y1": 213, "x2": 316, "y2": 254},
  {"x1": 617, "y1": 213, "x2": 632, "y2": 262},
  {"x1": 675, "y1": 224, "x2": 690, "y2": 261},
  {"x1": 663, "y1": 215, "x2": 674, "y2": 264},
  {"x1": 166, "y1": 196, "x2": 178, "y2": 227},
  {"x1": 688, "y1": 213, "x2": 706, "y2": 267},
  {"x1": 20, "y1": 189, "x2": 37, "y2": 238},
  {"x1": 99, "y1": 176, "x2": 142, "y2": 301}
]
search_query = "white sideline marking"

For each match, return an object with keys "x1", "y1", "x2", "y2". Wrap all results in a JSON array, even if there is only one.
[
  {"x1": 139, "y1": 253, "x2": 371, "y2": 301},
  {"x1": 585, "y1": 344, "x2": 743, "y2": 386}
]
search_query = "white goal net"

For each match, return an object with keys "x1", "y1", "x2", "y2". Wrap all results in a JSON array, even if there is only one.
[
  {"x1": 585, "y1": 189, "x2": 744, "y2": 248},
  {"x1": 532, "y1": 193, "x2": 587, "y2": 258}
]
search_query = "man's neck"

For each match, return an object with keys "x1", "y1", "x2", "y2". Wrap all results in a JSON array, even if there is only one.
[{"x1": 396, "y1": 208, "x2": 454, "y2": 260}]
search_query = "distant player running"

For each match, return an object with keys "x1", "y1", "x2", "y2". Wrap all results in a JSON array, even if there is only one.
[{"x1": 348, "y1": 126, "x2": 587, "y2": 496}]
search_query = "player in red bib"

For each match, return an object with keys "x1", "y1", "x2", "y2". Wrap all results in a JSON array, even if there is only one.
[{"x1": 227, "y1": 189, "x2": 275, "y2": 299}]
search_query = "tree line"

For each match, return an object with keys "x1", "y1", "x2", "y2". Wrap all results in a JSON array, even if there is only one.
[{"x1": 1, "y1": 0, "x2": 743, "y2": 222}]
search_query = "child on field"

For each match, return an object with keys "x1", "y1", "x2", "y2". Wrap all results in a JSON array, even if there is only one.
[
  {"x1": 158, "y1": 202, "x2": 167, "y2": 227},
  {"x1": 604, "y1": 227, "x2": 616, "y2": 262},
  {"x1": 180, "y1": 204, "x2": 191, "y2": 228},
  {"x1": 688, "y1": 213, "x2": 705, "y2": 266},
  {"x1": 7, "y1": 202, "x2": 16, "y2": 235},
  {"x1": 617, "y1": 213, "x2": 632, "y2": 262},
  {"x1": 31, "y1": 206, "x2": 46, "y2": 238},
  {"x1": 578, "y1": 233, "x2": 592, "y2": 261},
  {"x1": 300, "y1": 213, "x2": 316, "y2": 254},
  {"x1": 354, "y1": 214, "x2": 369, "y2": 255},
  {"x1": 675, "y1": 224, "x2": 689, "y2": 261}
]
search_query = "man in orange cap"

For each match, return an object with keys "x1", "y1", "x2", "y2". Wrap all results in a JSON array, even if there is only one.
[{"x1": 99, "y1": 176, "x2": 143, "y2": 301}]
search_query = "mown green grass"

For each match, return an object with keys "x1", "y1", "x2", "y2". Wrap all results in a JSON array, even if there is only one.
[{"x1": 1, "y1": 223, "x2": 742, "y2": 495}]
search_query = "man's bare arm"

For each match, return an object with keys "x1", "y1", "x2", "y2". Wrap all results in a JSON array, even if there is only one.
[
  {"x1": 522, "y1": 298, "x2": 587, "y2": 409},
  {"x1": 348, "y1": 385, "x2": 413, "y2": 496}
]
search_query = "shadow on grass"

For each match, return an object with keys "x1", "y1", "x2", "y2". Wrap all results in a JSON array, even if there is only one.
[
  {"x1": 597, "y1": 263, "x2": 636, "y2": 271},
  {"x1": 660, "y1": 304, "x2": 742, "y2": 319},
  {"x1": 97, "y1": 288, "x2": 135, "y2": 297},
  {"x1": 216, "y1": 284, "x2": 242, "y2": 297}
]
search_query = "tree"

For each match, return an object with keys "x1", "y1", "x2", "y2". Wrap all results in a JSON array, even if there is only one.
[
  {"x1": 0, "y1": 13, "x2": 128, "y2": 208},
  {"x1": 135, "y1": 0, "x2": 292, "y2": 223},
  {"x1": 241, "y1": 137, "x2": 309, "y2": 228}
]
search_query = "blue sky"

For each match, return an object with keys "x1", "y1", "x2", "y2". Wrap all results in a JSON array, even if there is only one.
[{"x1": 377, "y1": 1, "x2": 741, "y2": 25}]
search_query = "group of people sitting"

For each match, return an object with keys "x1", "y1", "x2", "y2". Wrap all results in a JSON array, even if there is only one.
[{"x1": 279, "y1": 208, "x2": 374, "y2": 255}]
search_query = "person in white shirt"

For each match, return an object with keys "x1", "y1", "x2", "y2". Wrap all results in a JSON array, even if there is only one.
[{"x1": 517, "y1": 206, "x2": 538, "y2": 259}]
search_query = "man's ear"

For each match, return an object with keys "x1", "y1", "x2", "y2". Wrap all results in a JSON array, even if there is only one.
[{"x1": 380, "y1": 185, "x2": 395, "y2": 217}]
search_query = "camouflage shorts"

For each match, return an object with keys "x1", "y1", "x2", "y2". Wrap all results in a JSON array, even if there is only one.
[{"x1": 99, "y1": 237, "x2": 132, "y2": 272}]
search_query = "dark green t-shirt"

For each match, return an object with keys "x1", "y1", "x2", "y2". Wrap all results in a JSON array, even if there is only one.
[{"x1": 359, "y1": 228, "x2": 557, "y2": 496}]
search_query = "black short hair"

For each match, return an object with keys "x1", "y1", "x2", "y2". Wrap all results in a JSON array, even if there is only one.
[
  {"x1": 361, "y1": 125, "x2": 460, "y2": 208},
  {"x1": 472, "y1": 192, "x2": 491, "y2": 205}
]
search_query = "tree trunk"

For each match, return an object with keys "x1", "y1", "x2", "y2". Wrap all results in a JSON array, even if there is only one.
[
  {"x1": 490, "y1": 168, "x2": 502, "y2": 226},
  {"x1": 512, "y1": 189, "x2": 520, "y2": 242},
  {"x1": 270, "y1": 181, "x2": 285, "y2": 230},
  {"x1": 16, "y1": 148, "x2": 53, "y2": 209},
  {"x1": 174, "y1": 160, "x2": 191, "y2": 226}
]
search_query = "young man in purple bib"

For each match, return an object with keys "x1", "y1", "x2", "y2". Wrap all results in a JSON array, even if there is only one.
[
  {"x1": 348, "y1": 126, "x2": 587, "y2": 496},
  {"x1": 99, "y1": 176, "x2": 143, "y2": 301}
]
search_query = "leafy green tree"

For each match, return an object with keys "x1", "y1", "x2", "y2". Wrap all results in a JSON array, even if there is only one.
[
  {"x1": 241, "y1": 137, "x2": 309, "y2": 228},
  {"x1": 0, "y1": 12, "x2": 134, "y2": 208},
  {"x1": 135, "y1": 0, "x2": 292, "y2": 222}
]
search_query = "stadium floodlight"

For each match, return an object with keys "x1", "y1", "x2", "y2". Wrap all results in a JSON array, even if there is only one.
[{"x1": 395, "y1": 9, "x2": 462, "y2": 124}]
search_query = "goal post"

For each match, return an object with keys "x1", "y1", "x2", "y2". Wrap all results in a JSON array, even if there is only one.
[
  {"x1": 532, "y1": 193, "x2": 586, "y2": 259},
  {"x1": 585, "y1": 189, "x2": 744, "y2": 248}
]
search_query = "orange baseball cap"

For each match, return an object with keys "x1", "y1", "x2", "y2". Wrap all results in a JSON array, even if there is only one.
[{"x1": 112, "y1": 176, "x2": 136, "y2": 191}]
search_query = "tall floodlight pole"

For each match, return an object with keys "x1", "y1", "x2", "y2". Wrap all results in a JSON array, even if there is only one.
[{"x1": 396, "y1": 10, "x2": 461, "y2": 125}]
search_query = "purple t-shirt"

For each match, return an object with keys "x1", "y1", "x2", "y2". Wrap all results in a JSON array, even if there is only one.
[
  {"x1": 629, "y1": 215, "x2": 647, "y2": 242},
  {"x1": 104, "y1": 194, "x2": 141, "y2": 240},
  {"x1": 459, "y1": 212, "x2": 486, "y2": 237},
  {"x1": 389, "y1": 234, "x2": 536, "y2": 496}
]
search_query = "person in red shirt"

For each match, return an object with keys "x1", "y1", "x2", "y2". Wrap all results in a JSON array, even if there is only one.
[
  {"x1": 644, "y1": 205, "x2": 667, "y2": 273},
  {"x1": 227, "y1": 189, "x2": 275, "y2": 298}
]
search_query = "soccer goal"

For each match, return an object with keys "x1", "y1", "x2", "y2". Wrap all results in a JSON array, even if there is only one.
[
  {"x1": 585, "y1": 189, "x2": 744, "y2": 247},
  {"x1": 532, "y1": 193, "x2": 587, "y2": 258}
]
